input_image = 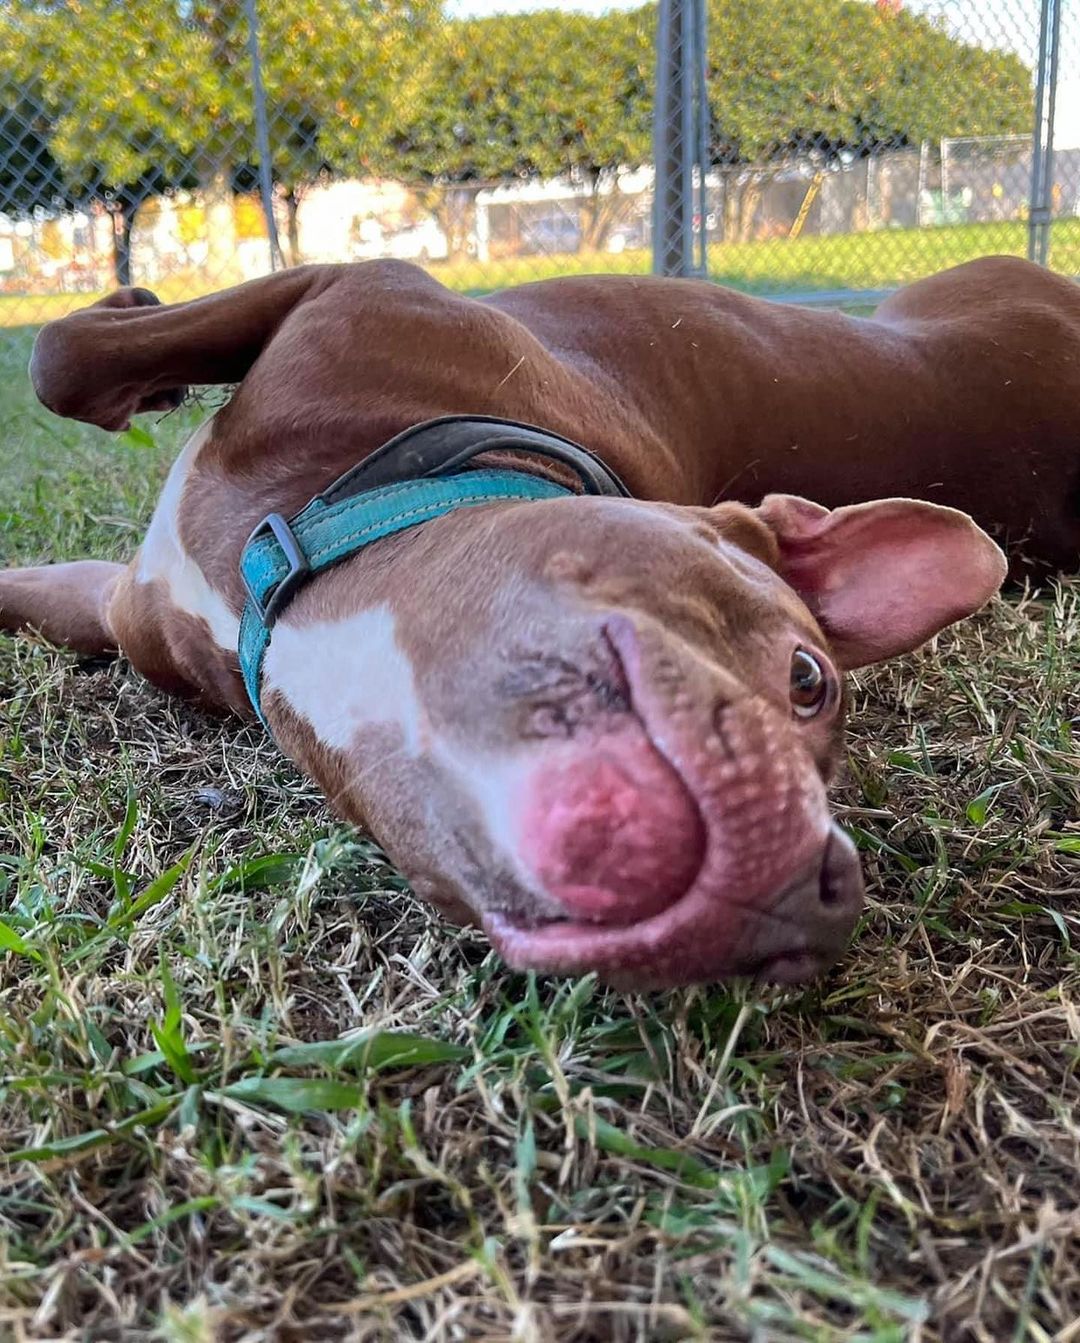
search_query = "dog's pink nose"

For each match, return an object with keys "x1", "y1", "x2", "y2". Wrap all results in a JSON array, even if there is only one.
[{"x1": 519, "y1": 748, "x2": 705, "y2": 923}]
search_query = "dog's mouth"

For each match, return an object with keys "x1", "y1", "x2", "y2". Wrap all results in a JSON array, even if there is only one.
[
  {"x1": 482, "y1": 824, "x2": 861, "y2": 990},
  {"x1": 482, "y1": 621, "x2": 863, "y2": 990}
]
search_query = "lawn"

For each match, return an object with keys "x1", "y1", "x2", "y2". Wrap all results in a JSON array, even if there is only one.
[
  {"x1": 3, "y1": 216, "x2": 1080, "y2": 328},
  {"x1": 0, "y1": 317, "x2": 1078, "y2": 1340},
  {"x1": 430, "y1": 215, "x2": 1080, "y2": 300}
]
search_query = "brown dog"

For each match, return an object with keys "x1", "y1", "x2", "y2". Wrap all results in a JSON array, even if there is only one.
[{"x1": 7, "y1": 253, "x2": 1070, "y2": 989}]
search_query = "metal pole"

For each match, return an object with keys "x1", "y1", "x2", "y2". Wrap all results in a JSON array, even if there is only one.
[
  {"x1": 940, "y1": 137, "x2": 951, "y2": 215},
  {"x1": 652, "y1": 0, "x2": 708, "y2": 277},
  {"x1": 917, "y1": 139, "x2": 928, "y2": 228},
  {"x1": 652, "y1": 0, "x2": 680, "y2": 275},
  {"x1": 692, "y1": 0, "x2": 709, "y2": 275},
  {"x1": 1028, "y1": 0, "x2": 1050, "y2": 261},
  {"x1": 244, "y1": 0, "x2": 284, "y2": 271},
  {"x1": 1038, "y1": 0, "x2": 1062, "y2": 267},
  {"x1": 1028, "y1": 0, "x2": 1061, "y2": 266}
]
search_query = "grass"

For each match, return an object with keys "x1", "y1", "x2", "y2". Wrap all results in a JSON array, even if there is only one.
[
  {"x1": 3, "y1": 216, "x2": 1080, "y2": 328},
  {"x1": 0, "y1": 313, "x2": 1078, "y2": 1340},
  {"x1": 427, "y1": 216, "x2": 1080, "y2": 300}
]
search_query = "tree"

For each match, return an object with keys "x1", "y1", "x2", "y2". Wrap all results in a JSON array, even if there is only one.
[
  {"x1": 703, "y1": 0, "x2": 1032, "y2": 239},
  {"x1": 0, "y1": 84, "x2": 70, "y2": 218},
  {"x1": 3, "y1": 0, "x2": 1035, "y2": 278},
  {"x1": 0, "y1": 77, "x2": 174, "y2": 284},
  {"x1": 377, "y1": 0, "x2": 1030, "y2": 252},
  {"x1": 377, "y1": 7, "x2": 655, "y2": 257},
  {"x1": 5, "y1": 0, "x2": 438, "y2": 283},
  {"x1": 701, "y1": 0, "x2": 1029, "y2": 161}
]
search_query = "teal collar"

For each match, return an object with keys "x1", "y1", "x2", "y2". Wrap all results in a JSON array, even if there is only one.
[{"x1": 237, "y1": 416, "x2": 631, "y2": 727}]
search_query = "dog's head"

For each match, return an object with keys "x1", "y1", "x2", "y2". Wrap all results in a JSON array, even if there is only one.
[{"x1": 262, "y1": 489, "x2": 1005, "y2": 989}]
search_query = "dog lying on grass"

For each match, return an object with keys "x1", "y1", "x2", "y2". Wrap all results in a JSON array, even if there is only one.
[{"x1": 7, "y1": 254, "x2": 1077, "y2": 987}]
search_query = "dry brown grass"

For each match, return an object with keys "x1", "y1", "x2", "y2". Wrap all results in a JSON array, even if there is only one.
[{"x1": 1, "y1": 329, "x2": 1078, "y2": 1341}]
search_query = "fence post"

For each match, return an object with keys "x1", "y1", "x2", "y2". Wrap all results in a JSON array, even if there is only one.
[
  {"x1": 243, "y1": 0, "x2": 285, "y2": 271},
  {"x1": 1028, "y1": 0, "x2": 1062, "y2": 267},
  {"x1": 692, "y1": 0, "x2": 708, "y2": 276},
  {"x1": 652, "y1": 0, "x2": 708, "y2": 278},
  {"x1": 916, "y1": 140, "x2": 929, "y2": 228}
]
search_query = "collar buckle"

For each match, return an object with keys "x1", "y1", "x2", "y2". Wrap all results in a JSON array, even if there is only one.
[{"x1": 242, "y1": 512, "x2": 312, "y2": 628}]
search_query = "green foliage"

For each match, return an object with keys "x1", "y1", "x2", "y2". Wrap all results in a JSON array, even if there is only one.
[
  {"x1": 380, "y1": 8, "x2": 654, "y2": 187},
  {"x1": 374, "y1": 6, "x2": 655, "y2": 252},
  {"x1": 3, "y1": 0, "x2": 439, "y2": 195},
  {"x1": 366, "y1": 0, "x2": 1031, "y2": 250},
  {"x1": 0, "y1": 0, "x2": 1033, "y2": 262},
  {"x1": 0, "y1": 85, "x2": 70, "y2": 216},
  {"x1": 702, "y1": 0, "x2": 1032, "y2": 163},
  {"x1": 378, "y1": 0, "x2": 1031, "y2": 188}
]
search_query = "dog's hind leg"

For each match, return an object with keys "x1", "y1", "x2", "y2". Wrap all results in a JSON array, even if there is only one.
[{"x1": 0, "y1": 560, "x2": 124, "y2": 655}]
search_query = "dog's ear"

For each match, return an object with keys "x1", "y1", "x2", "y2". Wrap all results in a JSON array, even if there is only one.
[
  {"x1": 754, "y1": 494, "x2": 1007, "y2": 668},
  {"x1": 30, "y1": 266, "x2": 328, "y2": 432}
]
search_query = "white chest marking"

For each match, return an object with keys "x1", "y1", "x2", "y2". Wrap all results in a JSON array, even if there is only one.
[
  {"x1": 262, "y1": 604, "x2": 424, "y2": 753},
  {"x1": 136, "y1": 420, "x2": 240, "y2": 651}
]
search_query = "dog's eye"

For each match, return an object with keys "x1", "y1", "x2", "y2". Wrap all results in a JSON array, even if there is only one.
[{"x1": 790, "y1": 648, "x2": 829, "y2": 718}]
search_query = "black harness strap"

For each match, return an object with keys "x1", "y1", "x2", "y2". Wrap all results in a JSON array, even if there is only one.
[{"x1": 316, "y1": 414, "x2": 632, "y2": 505}]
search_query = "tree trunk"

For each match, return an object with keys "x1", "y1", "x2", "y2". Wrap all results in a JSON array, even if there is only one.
[
  {"x1": 424, "y1": 185, "x2": 477, "y2": 262},
  {"x1": 721, "y1": 174, "x2": 736, "y2": 242},
  {"x1": 204, "y1": 167, "x2": 238, "y2": 283},
  {"x1": 580, "y1": 174, "x2": 623, "y2": 252},
  {"x1": 110, "y1": 198, "x2": 139, "y2": 287},
  {"x1": 851, "y1": 158, "x2": 870, "y2": 233},
  {"x1": 285, "y1": 188, "x2": 302, "y2": 266},
  {"x1": 721, "y1": 172, "x2": 761, "y2": 243},
  {"x1": 737, "y1": 177, "x2": 763, "y2": 243}
]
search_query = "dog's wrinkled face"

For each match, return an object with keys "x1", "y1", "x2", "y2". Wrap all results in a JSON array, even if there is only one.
[{"x1": 262, "y1": 490, "x2": 1006, "y2": 990}]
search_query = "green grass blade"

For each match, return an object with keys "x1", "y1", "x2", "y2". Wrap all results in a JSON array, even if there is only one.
[
  {"x1": 219, "y1": 1076, "x2": 365, "y2": 1114},
  {"x1": 268, "y1": 1030, "x2": 467, "y2": 1073},
  {"x1": 0, "y1": 918, "x2": 42, "y2": 961}
]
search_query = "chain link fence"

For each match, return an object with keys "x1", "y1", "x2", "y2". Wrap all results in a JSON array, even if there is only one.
[{"x1": 0, "y1": 0, "x2": 1077, "y2": 329}]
